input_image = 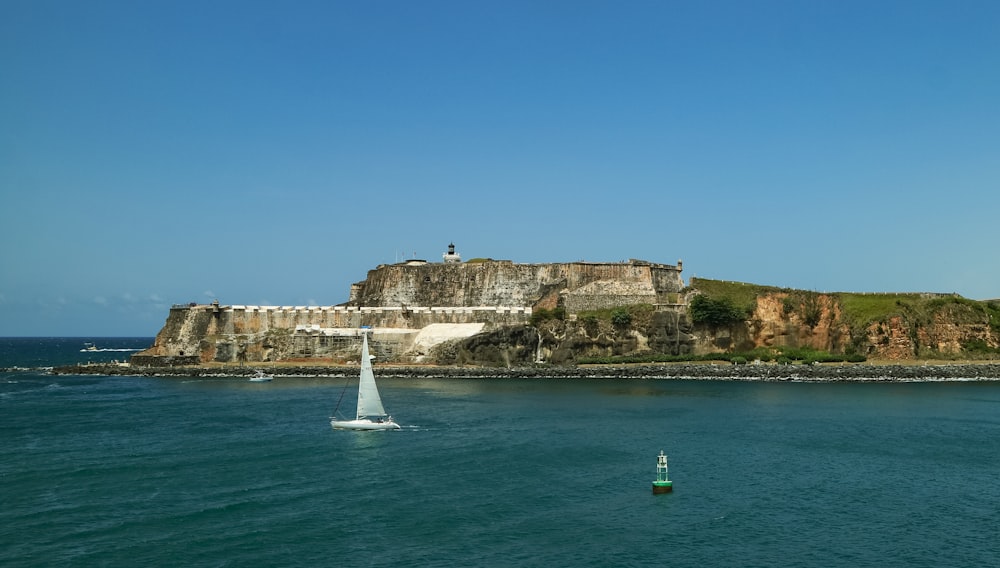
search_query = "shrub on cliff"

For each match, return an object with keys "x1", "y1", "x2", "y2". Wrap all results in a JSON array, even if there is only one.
[
  {"x1": 963, "y1": 339, "x2": 1000, "y2": 356},
  {"x1": 530, "y1": 307, "x2": 566, "y2": 327},
  {"x1": 611, "y1": 308, "x2": 632, "y2": 327},
  {"x1": 690, "y1": 294, "x2": 746, "y2": 326}
]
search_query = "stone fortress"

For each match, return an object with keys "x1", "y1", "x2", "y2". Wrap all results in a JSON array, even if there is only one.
[{"x1": 132, "y1": 243, "x2": 687, "y2": 366}]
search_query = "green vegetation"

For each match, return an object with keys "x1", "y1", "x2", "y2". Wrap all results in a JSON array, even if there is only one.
[
  {"x1": 698, "y1": 274, "x2": 991, "y2": 324},
  {"x1": 529, "y1": 307, "x2": 566, "y2": 326},
  {"x1": 838, "y1": 294, "x2": 999, "y2": 355},
  {"x1": 610, "y1": 308, "x2": 632, "y2": 327},
  {"x1": 775, "y1": 290, "x2": 826, "y2": 328},
  {"x1": 575, "y1": 304, "x2": 655, "y2": 331},
  {"x1": 801, "y1": 293, "x2": 823, "y2": 327},
  {"x1": 929, "y1": 297, "x2": 1000, "y2": 328},
  {"x1": 963, "y1": 339, "x2": 995, "y2": 354},
  {"x1": 688, "y1": 278, "x2": 777, "y2": 313},
  {"x1": 989, "y1": 301, "x2": 1000, "y2": 335},
  {"x1": 578, "y1": 346, "x2": 865, "y2": 365},
  {"x1": 837, "y1": 293, "x2": 927, "y2": 328},
  {"x1": 684, "y1": 278, "x2": 1000, "y2": 360},
  {"x1": 688, "y1": 279, "x2": 999, "y2": 359},
  {"x1": 835, "y1": 292, "x2": 996, "y2": 328},
  {"x1": 689, "y1": 294, "x2": 747, "y2": 325}
]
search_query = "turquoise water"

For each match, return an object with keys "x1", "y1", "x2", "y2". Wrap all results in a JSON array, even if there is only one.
[{"x1": 2, "y1": 340, "x2": 999, "y2": 566}]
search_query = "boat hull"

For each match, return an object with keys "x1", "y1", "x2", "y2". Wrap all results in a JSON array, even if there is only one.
[
  {"x1": 331, "y1": 418, "x2": 400, "y2": 431},
  {"x1": 250, "y1": 370, "x2": 273, "y2": 382}
]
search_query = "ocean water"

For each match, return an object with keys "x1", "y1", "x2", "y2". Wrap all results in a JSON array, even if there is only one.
[
  {"x1": 0, "y1": 337, "x2": 152, "y2": 368},
  {"x1": 2, "y1": 339, "x2": 999, "y2": 567}
]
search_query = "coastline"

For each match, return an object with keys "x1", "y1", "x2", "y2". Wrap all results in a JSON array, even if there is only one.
[{"x1": 41, "y1": 361, "x2": 1000, "y2": 381}]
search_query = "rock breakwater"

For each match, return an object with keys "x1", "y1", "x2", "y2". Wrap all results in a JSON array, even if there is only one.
[{"x1": 47, "y1": 362, "x2": 1000, "y2": 381}]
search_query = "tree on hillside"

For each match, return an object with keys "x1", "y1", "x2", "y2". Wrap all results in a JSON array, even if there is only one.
[{"x1": 690, "y1": 295, "x2": 746, "y2": 326}]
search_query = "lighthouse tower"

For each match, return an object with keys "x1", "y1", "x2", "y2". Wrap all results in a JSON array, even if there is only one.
[
  {"x1": 442, "y1": 242, "x2": 462, "y2": 263},
  {"x1": 652, "y1": 450, "x2": 673, "y2": 494}
]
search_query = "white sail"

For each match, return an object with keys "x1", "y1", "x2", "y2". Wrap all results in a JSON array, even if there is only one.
[
  {"x1": 331, "y1": 331, "x2": 399, "y2": 430},
  {"x1": 355, "y1": 333, "x2": 387, "y2": 419}
]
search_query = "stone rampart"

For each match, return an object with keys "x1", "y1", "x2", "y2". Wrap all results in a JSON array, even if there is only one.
[
  {"x1": 135, "y1": 303, "x2": 533, "y2": 365},
  {"x1": 217, "y1": 304, "x2": 533, "y2": 329},
  {"x1": 135, "y1": 257, "x2": 686, "y2": 366},
  {"x1": 349, "y1": 258, "x2": 684, "y2": 310}
]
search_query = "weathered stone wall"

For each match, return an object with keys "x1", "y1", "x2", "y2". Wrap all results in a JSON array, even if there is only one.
[
  {"x1": 135, "y1": 258, "x2": 687, "y2": 366},
  {"x1": 135, "y1": 304, "x2": 533, "y2": 364},
  {"x1": 349, "y1": 259, "x2": 684, "y2": 310},
  {"x1": 563, "y1": 280, "x2": 658, "y2": 312}
]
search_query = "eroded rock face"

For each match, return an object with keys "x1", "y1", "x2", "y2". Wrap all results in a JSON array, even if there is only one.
[
  {"x1": 691, "y1": 293, "x2": 998, "y2": 361},
  {"x1": 864, "y1": 316, "x2": 916, "y2": 359},
  {"x1": 747, "y1": 294, "x2": 852, "y2": 352},
  {"x1": 868, "y1": 312, "x2": 996, "y2": 360}
]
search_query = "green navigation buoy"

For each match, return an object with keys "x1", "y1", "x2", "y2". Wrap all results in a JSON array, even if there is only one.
[{"x1": 652, "y1": 450, "x2": 673, "y2": 494}]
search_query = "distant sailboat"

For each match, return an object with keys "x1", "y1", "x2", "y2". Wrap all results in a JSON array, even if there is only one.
[{"x1": 331, "y1": 332, "x2": 400, "y2": 431}]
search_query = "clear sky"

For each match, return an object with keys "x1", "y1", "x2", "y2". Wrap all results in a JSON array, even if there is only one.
[{"x1": 2, "y1": 1, "x2": 998, "y2": 337}]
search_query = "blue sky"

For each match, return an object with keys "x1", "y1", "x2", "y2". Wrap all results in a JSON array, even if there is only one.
[{"x1": 2, "y1": 1, "x2": 998, "y2": 336}]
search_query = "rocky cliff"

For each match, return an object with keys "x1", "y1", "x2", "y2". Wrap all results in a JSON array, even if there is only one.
[
  {"x1": 132, "y1": 258, "x2": 1000, "y2": 367},
  {"x1": 688, "y1": 284, "x2": 999, "y2": 362}
]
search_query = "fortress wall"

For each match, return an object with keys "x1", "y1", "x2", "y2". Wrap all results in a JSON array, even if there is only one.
[
  {"x1": 139, "y1": 304, "x2": 533, "y2": 362},
  {"x1": 352, "y1": 259, "x2": 684, "y2": 310},
  {"x1": 221, "y1": 305, "x2": 533, "y2": 332},
  {"x1": 564, "y1": 292, "x2": 659, "y2": 312},
  {"x1": 356, "y1": 262, "x2": 546, "y2": 307},
  {"x1": 559, "y1": 263, "x2": 684, "y2": 312},
  {"x1": 650, "y1": 264, "x2": 686, "y2": 297},
  {"x1": 563, "y1": 263, "x2": 647, "y2": 289},
  {"x1": 137, "y1": 258, "x2": 684, "y2": 365},
  {"x1": 219, "y1": 305, "x2": 400, "y2": 331},
  {"x1": 290, "y1": 334, "x2": 360, "y2": 359}
]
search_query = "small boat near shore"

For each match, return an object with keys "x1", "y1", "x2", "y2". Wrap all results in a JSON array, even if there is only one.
[
  {"x1": 79, "y1": 342, "x2": 142, "y2": 353},
  {"x1": 249, "y1": 369, "x2": 273, "y2": 382}
]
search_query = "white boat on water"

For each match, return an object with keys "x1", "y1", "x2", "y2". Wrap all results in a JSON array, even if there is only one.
[
  {"x1": 331, "y1": 332, "x2": 400, "y2": 431},
  {"x1": 249, "y1": 369, "x2": 273, "y2": 382}
]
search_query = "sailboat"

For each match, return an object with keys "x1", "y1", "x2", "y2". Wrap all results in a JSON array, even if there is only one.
[{"x1": 330, "y1": 332, "x2": 400, "y2": 430}]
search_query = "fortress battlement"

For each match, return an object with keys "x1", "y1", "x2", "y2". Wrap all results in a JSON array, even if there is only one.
[
  {"x1": 140, "y1": 245, "x2": 684, "y2": 365},
  {"x1": 174, "y1": 304, "x2": 533, "y2": 315}
]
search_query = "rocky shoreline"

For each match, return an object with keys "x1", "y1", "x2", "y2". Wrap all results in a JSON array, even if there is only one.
[{"x1": 39, "y1": 362, "x2": 1000, "y2": 382}]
